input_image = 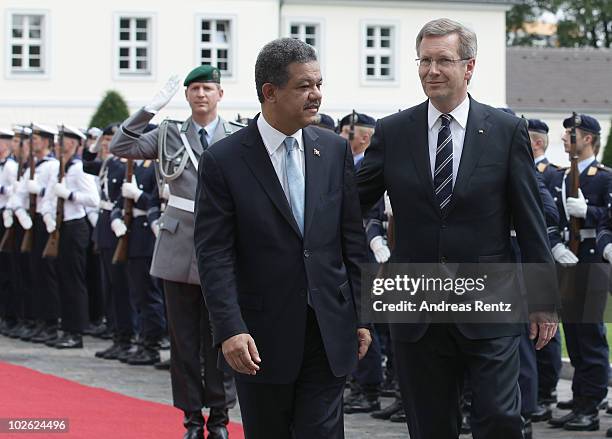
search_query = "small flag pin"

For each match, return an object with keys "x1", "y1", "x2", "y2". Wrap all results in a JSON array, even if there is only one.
[{"x1": 314, "y1": 148, "x2": 320, "y2": 156}]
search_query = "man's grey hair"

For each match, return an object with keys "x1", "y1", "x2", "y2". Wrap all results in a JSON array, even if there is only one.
[
  {"x1": 416, "y1": 18, "x2": 477, "y2": 60},
  {"x1": 255, "y1": 38, "x2": 317, "y2": 103}
]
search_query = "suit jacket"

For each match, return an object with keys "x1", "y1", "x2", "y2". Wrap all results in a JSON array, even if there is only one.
[
  {"x1": 357, "y1": 97, "x2": 558, "y2": 342},
  {"x1": 110, "y1": 108, "x2": 241, "y2": 284},
  {"x1": 194, "y1": 116, "x2": 367, "y2": 384}
]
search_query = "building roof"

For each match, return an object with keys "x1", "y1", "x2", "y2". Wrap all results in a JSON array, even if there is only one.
[{"x1": 507, "y1": 46, "x2": 612, "y2": 113}]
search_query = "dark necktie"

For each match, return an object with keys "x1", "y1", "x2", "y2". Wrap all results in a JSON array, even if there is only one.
[
  {"x1": 434, "y1": 113, "x2": 453, "y2": 211},
  {"x1": 199, "y1": 128, "x2": 209, "y2": 150}
]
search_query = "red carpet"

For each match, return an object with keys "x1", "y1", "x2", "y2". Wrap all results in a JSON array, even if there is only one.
[{"x1": 0, "y1": 361, "x2": 244, "y2": 438}]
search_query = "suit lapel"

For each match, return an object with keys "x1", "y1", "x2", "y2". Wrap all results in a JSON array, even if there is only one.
[
  {"x1": 445, "y1": 98, "x2": 491, "y2": 216},
  {"x1": 407, "y1": 102, "x2": 438, "y2": 212},
  {"x1": 303, "y1": 127, "x2": 323, "y2": 238},
  {"x1": 241, "y1": 118, "x2": 302, "y2": 238}
]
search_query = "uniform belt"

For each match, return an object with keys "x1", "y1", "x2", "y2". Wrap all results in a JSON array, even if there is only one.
[
  {"x1": 99, "y1": 200, "x2": 114, "y2": 211},
  {"x1": 167, "y1": 194, "x2": 195, "y2": 213},
  {"x1": 563, "y1": 228, "x2": 596, "y2": 241},
  {"x1": 132, "y1": 208, "x2": 147, "y2": 218}
]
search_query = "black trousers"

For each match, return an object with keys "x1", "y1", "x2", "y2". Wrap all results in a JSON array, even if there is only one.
[
  {"x1": 163, "y1": 280, "x2": 236, "y2": 412},
  {"x1": 0, "y1": 216, "x2": 12, "y2": 318},
  {"x1": 126, "y1": 257, "x2": 166, "y2": 340},
  {"x1": 394, "y1": 324, "x2": 522, "y2": 439},
  {"x1": 57, "y1": 218, "x2": 89, "y2": 333},
  {"x1": 85, "y1": 223, "x2": 104, "y2": 324},
  {"x1": 32, "y1": 214, "x2": 60, "y2": 322},
  {"x1": 9, "y1": 226, "x2": 29, "y2": 321},
  {"x1": 236, "y1": 308, "x2": 347, "y2": 439},
  {"x1": 99, "y1": 248, "x2": 134, "y2": 335}
]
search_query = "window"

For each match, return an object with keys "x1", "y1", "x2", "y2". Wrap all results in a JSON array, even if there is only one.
[
  {"x1": 117, "y1": 16, "x2": 151, "y2": 75},
  {"x1": 363, "y1": 25, "x2": 395, "y2": 81},
  {"x1": 289, "y1": 22, "x2": 320, "y2": 51},
  {"x1": 9, "y1": 14, "x2": 45, "y2": 74},
  {"x1": 198, "y1": 18, "x2": 232, "y2": 76}
]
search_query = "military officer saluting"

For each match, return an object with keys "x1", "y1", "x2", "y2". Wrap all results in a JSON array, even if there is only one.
[
  {"x1": 547, "y1": 114, "x2": 610, "y2": 432},
  {"x1": 110, "y1": 65, "x2": 241, "y2": 439}
]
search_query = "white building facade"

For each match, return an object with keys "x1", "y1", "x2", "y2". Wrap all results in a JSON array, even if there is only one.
[{"x1": 1, "y1": 0, "x2": 514, "y2": 127}]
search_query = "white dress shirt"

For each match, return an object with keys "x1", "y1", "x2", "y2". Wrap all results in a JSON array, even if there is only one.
[
  {"x1": 0, "y1": 158, "x2": 18, "y2": 209},
  {"x1": 193, "y1": 116, "x2": 220, "y2": 147},
  {"x1": 577, "y1": 155, "x2": 595, "y2": 174},
  {"x1": 427, "y1": 96, "x2": 470, "y2": 185},
  {"x1": 256, "y1": 114, "x2": 305, "y2": 201},
  {"x1": 9, "y1": 157, "x2": 57, "y2": 214},
  {"x1": 534, "y1": 155, "x2": 547, "y2": 165}
]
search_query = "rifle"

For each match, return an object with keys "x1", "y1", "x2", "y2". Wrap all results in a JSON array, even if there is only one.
[
  {"x1": 42, "y1": 125, "x2": 64, "y2": 258},
  {"x1": 20, "y1": 123, "x2": 36, "y2": 253},
  {"x1": 112, "y1": 158, "x2": 134, "y2": 264},
  {"x1": 348, "y1": 109, "x2": 357, "y2": 143},
  {"x1": 568, "y1": 112, "x2": 581, "y2": 255},
  {"x1": 0, "y1": 129, "x2": 25, "y2": 252}
]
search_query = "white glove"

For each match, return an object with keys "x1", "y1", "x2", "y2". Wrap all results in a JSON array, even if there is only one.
[
  {"x1": 370, "y1": 236, "x2": 391, "y2": 264},
  {"x1": 383, "y1": 192, "x2": 393, "y2": 217},
  {"x1": 551, "y1": 243, "x2": 578, "y2": 266},
  {"x1": 566, "y1": 189, "x2": 587, "y2": 219},
  {"x1": 43, "y1": 213, "x2": 56, "y2": 233},
  {"x1": 603, "y1": 244, "x2": 612, "y2": 265},
  {"x1": 87, "y1": 211, "x2": 99, "y2": 228},
  {"x1": 121, "y1": 180, "x2": 143, "y2": 201},
  {"x1": 161, "y1": 183, "x2": 170, "y2": 200},
  {"x1": 15, "y1": 209, "x2": 33, "y2": 230},
  {"x1": 111, "y1": 218, "x2": 127, "y2": 237},
  {"x1": 88, "y1": 136, "x2": 101, "y2": 153},
  {"x1": 26, "y1": 179, "x2": 42, "y2": 195},
  {"x1": 53, "y1": 182, "x2": 71, "y2": 200},
  {"x1": 150, "y1": 220, "x2": 160, "y2": 238},
  {"x1": 2, "y1": 209, "x2": 13, "y2": 228},
  {"x1": 144, "y1": 75, "x2": 181, "y2": 113}
]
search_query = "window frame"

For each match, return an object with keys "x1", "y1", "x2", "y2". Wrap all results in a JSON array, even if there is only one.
[
  {"x1": 283, "y1": 16, "x2": 326, "y2": 78},
  {"x1": 5, "y1": 9, "x2": 50, "y2": 79},
  {"x1": 194, "y1": 14, "x2": 237, "y2": 81},
  {"x1": 112, "y1": 12, "x2": 156, "y2": 81},
  {"x1": 360, "y1": 20, "x2": 399, "y2": 87}
]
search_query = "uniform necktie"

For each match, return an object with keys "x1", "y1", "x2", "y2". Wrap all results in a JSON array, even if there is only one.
[
  {"x1": 434, "y1": 114, "x2": 453, "y2": 211},
  {"x1": 199, "y1": 128, "x2": 209, "y2": 150},
  {"x1": 284, "y1": 137, "x2": 305, "y2": 235}
]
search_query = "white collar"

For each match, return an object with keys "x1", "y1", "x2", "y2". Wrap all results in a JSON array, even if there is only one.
[
  {"x1": 534, "y1": 155, "x2": 547, "y2": 164},
  {"x1": 257, "y1": 113, "x2": 303, "y2": 156},
  {"x1": 578, "y1": 155, "x2": 595, "y2": 174},
  {"x1": 193, "y1": 116, "x2": 220, "y2": 137},
  {"x1": 427, "y1": 95, "x2": 470, "y2": 130}
]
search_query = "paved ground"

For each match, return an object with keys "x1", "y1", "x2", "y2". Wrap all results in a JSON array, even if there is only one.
[{"x1": 1, "y1": 334, "x2": 612, "y2": 438}]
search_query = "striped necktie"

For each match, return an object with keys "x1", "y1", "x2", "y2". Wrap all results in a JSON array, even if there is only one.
[{"x1": 434, "y1": 113, "x2": 453, "y2": 211}]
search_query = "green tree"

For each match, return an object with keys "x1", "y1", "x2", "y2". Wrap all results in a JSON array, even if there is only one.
[
  {"x1": 89, "y1": 90, "x2": 130, "y2": 129},
  {"x1": 601, "y1": 121, "x2": 612, "y2": 168}
]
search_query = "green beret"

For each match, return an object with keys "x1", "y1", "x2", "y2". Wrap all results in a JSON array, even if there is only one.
[{"x1": 183, "y1": 65, "x2": 221, "y2": 86}]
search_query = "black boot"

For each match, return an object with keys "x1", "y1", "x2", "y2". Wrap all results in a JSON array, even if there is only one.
[
  {"x1": 154, "y1": 358, "x2": 171, "y2": 370},
  {"x1": 530, "y1": 402, "x2": 552, "y2": 422},
  {"x1": 1, "y1": 318, "x2": 18, "y2": 336},
  {"x1": 206, "y1": 408, "x2": 229, "y2": 439},
  {"x1": 556, "y1": 398, "x2": 574, "y2": 410},
  {"x1": 20, "y1": 321, "x2": 45, "y2": 341},
  {"x1": 127, "y1": 347, "x2": 160, "y2": 366},
  {"x1": 183, "y1": 411, "x2": 204, "y2": 439},
  {"x1": 31, "y1": 324, "x2": 59, "y2": 344},
  {"x1": 522, "y1": 416, "x2": 533, "y2": 439},
  {"x1": 564, "y1": 398, "x2": 600, "y2": 431},
  {"x1": 54, "y1": 332, "x2": 83, "y2": 349},
  {"x1": 7, "y1": 320, "x2": 29, "y2": 338},
  {"x1": 389, "y1": 408, "x2": 407, "y2": 423},
  {"x1": 371, "y1": 398, "x2": 402, "y2": 420},
  {"x1": 344, "y1": 392, "x2": 381, "y2": 413}
]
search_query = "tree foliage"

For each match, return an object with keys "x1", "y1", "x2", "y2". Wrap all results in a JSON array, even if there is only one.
[
  {"x1": 602, "y1": 122, "x2": 612, "y2": 168},
  {"x1": 507, "y1": 0, "x2": 612, "y2": 48},
  {"x1": 89, "y1": 90, "x2": 130, "y2": 129}
]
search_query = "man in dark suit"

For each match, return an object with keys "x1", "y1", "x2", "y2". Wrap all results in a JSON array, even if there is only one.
[
  {"x1": 194, "y1": 38, "x2": 371, "y2": 439},
  {"x1": 356, "y1": 18, "x2": 558, "y2": 439}
]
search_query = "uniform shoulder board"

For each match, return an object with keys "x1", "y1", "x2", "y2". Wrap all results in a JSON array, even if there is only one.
[
  {"x1": 587, "y1": 166, "x2": 599, "y2": 176},
  {"x1": 597, "y1": 163, "x2": 612, "y2": 172},
  {"x1": 143, "y1": 160, "x2": 151, "y2": 168},
  {"x1": 225, "y1": 120, "x2": 246, "y2": 133},
  {"x1": 536, "y1": 162, "x2": 548, "y2": 173},
  {"x1": 548, "y1": 163, "x2": 560, "y2": 169}
]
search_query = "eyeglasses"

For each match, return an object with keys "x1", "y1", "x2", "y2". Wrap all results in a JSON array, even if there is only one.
[{"x1": 415, "y1": 57, "x2": 472, "y2": 68}]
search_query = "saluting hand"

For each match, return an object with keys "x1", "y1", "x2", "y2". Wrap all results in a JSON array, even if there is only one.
[
  {"x1": 144, "y1": 75, "x2": 181, "y2": 113},
  {"x1": 221, "y1": 333, "x2": 261, "y2": 375}
]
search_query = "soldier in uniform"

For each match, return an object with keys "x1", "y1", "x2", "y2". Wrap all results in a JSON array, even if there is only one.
[
  {"x1": 83, "y1": 124, "x2": 135, "y2": 356},
  {"x1": 110, "y1": 65, "x2": 241, "y2": 439},
  {"x1": 0, "y1": 128, "x2": 18, "y2": 334},
  {"x1": 2, "y1": 127, "x2": 31, "y2": 337},
  {"x1": 110, "y1": 152, "x2": 167, "y2": 366},
  {"x1": 311, "y1": 113, "x2": 336, "y2": 132},
  {"x1": 41, "y1": 125, "x2": 100, "y2": 348},
  {"x1": 547, "y1": 114, "x2": 610, "y2": 432}
]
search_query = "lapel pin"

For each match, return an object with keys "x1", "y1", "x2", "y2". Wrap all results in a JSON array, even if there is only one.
[
  {"x1": 478, "y1": 129, "x2": 484, "y2": 134},
  {"x1": 314, "y1": 148, "x2": 320, "y2": 157}
]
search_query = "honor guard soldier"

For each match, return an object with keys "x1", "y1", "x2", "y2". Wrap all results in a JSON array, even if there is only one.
[
  {"x1": 548, "y1": 114, "x2": 610, "y2": 432},
  {"x1": 110, "y1": 154, "x2": 167, "y2": 366},
  {"x1": 41, "y1": 125, "x2": 100, "y2": 349},
  {"x1": 311, "y1": 113, "x2": 336, "y2": 132},
  {"x1": 83, "y1": 124, "x2": 135, "y2": 357},
  {"x1": 0, "y1": 128, "x2": 18, "y2": 335},
  {"x1": 110, "y1": 65, "x2": 242, "y2": 439},
  {"x1": 2, "y1": 127, "x2": 32, "y2": 338},
  {"x1": 528, "y1": 119, "x2": 559, "y2": 187}
]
